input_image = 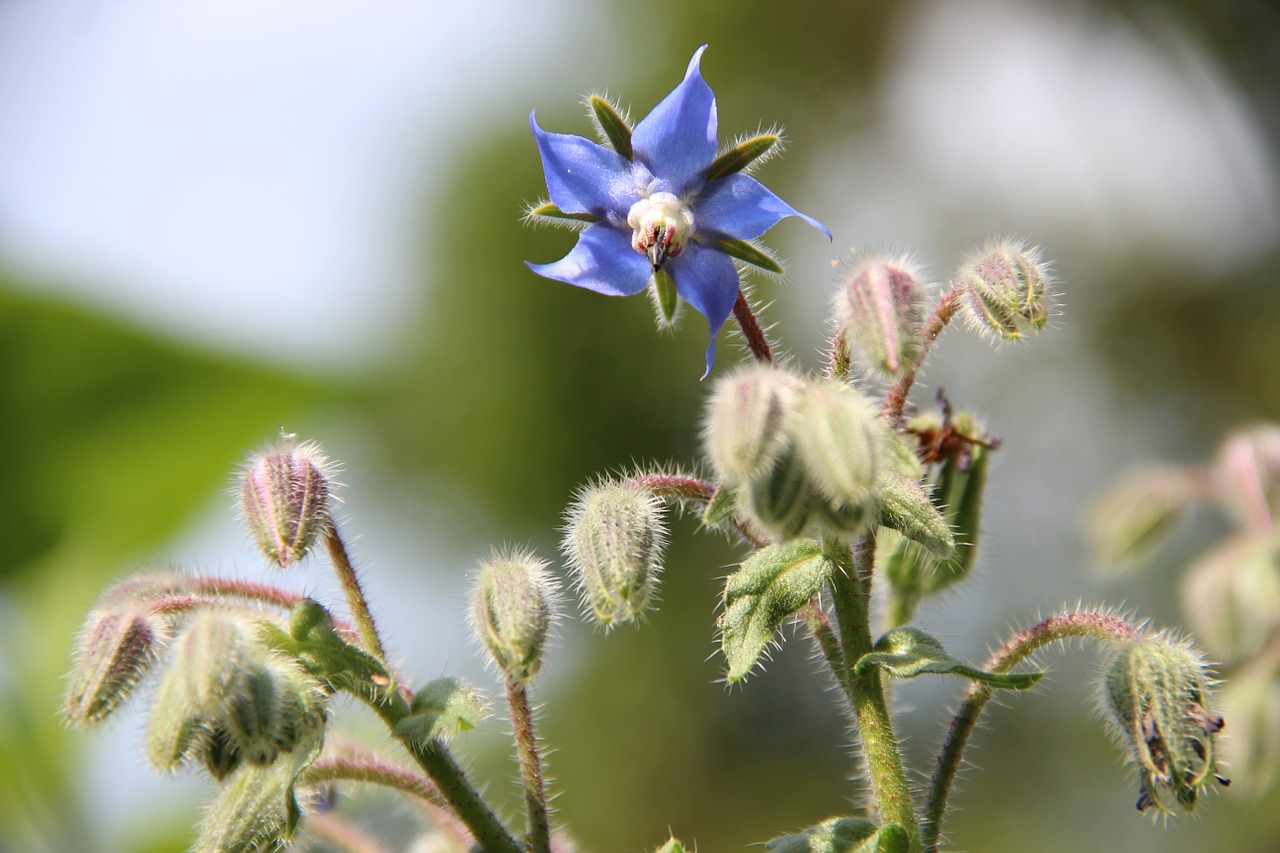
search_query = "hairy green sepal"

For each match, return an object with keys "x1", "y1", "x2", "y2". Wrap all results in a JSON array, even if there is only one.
[
  {"x1": 263, "y1": 600, "x2": 393, "y2": 695},
  {"x1": 856, "y1": 627, "x2": 1042, "y2": 690},
  {"x1": 394, "y1": 677, "x2": 489, "y2": 744},
  {"x1": 652, "y1": 268, "x2": 679, "y2": 324},
  {"x1": 714, "y1": 237, "x2": 784, "y2": 274},
  {"x1": 721, "y1": 539, "x2": 832, "y2": 681},
  {"x1": 524, "y1": 200, "x2": 601, "y2": 226},
  {"x1": 590, "y1": 95, "x2": 633, "y2": 159},
  {"x1": 708, "y1": 134, "x2": 780, "y2": 181},
  {"x1": 701, "y1": 483, "x2": 738, "y2": 527},
  {"x1": 766, "y1": 817, "x2": 908, "y2": 853}
]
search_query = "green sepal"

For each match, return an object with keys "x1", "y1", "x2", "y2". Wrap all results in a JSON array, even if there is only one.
[
  {"x1": 743, "y1": 445, "x2": 814, "y2": 543},
  {"x1": 394, "y1": 677, "x2": 489, "y2": 744},
  {"x1": 589, "y1": 94, "x2": 633, "y2": 159},
  {"x1": 523, "y1": 200, "x2": 601, "y2": 227},
  {"x1": 856, "y1": 627, "x2": 1042, "y2": 690},
  {"x1": 708, "y1": 133, "x2": 780, "y2": 181},
  {"x1": 765, "y1": 816, "x2": 889, "y2": 852},
  {"x1": 701, "y1": 483, "x2": 738, "y2": 527},
  {"x1": 721, "y1": 539, "x2": 831, "y2": 681},
  {"x1": 877, "y1": 473, "x2": 954, "y2": 558},
  {"x1": 653, "y1": 839, "x2": 690, "y2": 853},
  {"x1": 652, "y1": 268, "x2": 679, "y2": 325},
  {"x1": 714, "y1": 237, "x2": 784, "y2": 274}
]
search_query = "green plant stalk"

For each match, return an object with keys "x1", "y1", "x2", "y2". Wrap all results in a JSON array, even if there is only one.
[
  {"x1": 507, "y1": 676, "x2": 553, "y2": 853},
  {"x1": 826, "y1": 535, "x2": 918, "y2": 849},
  {"x1": 921, "y1": 610, "x2": 1142, "y2": 853},
  {"x1": 324, "y1": 526, "x2": 389, "y2": 661},
  {"x1": 355, "y1": 682, "x2": 522, "y2": 853}
]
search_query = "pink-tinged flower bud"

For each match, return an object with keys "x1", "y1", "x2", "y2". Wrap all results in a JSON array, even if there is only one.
[
  {"x1": 562, "y1": 481, "x2": 668, "y2": 628},
  {"x1": 834, "y1": 253, "x2": 927, "y2": 377},
  {"x1": 956, "y1": 239, "x2": 1054, "y2": 342},
  {"x1": 241, "y1": 436, "x2": 335, "y2": 569},
  {"x1": 470, "y1": 549, "x2": 559, "y2": 683},
  {"x1": 1099, "y1": 636, "x2": 1228, "y2": 815},
  {"x1": 1180, "y1": 534, "x2": 1280, "y2": 662},
  {"x1": 703, "y1": 363, "x2": 802, "y2": 485},
  {"x1": 1214, "y1": 425, "x2": 1280, "y2": 532},
  {"x1": 65, "y1": 607, "x2": 165, "y2": 726}
]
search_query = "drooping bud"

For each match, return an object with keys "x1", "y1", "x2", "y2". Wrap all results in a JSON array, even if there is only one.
[
  {"x1": 703, "y1": 362, "x2": 801, "y2": 485},
  {"x1": 834, "y1": 253, "x2": 927, "y2": 377},
  {"x1": 1099, "y1": 636, "x2": 1227, "y2": 815},
  {"x1": 1088, "y1": 466, "x2": 1201, "y2": 570},
  {"x1": 562, "y1": 481, "x2": 668, "y2": 628},
  {"x1": 224, "y1": 658, "x2": 326, "y2": 766},
  {"x1": 174, "y1": 611, "x2": 255, "y2": 708},
  {"x1": 469, "y1": 549, "x2": 558, "y2": 683},
  {"x1": 1180, "y1": 534, "x2": 1280, "y2": 662},
  {"x1": 792, "y1": 382, "x2": 882, "y2": 511},
  {"x1": 956, "y1": 239, "x2": 1053, "y2": 342},
  {"x1": 741, "y1": 445, "x2": 814, "y2": 543},
  {"x1": 65, "y1": 607, "x2": 165, "y2": 726},
  {"x1": 1214, "y1": 425, "x2": 1280, "y2": 532},
  {"x1": 240, "y1": 435, "x2": 334, "y2": 569}
]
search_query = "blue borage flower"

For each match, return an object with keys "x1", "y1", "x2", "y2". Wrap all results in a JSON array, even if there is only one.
[{"x1": 526, "y1": 45, "x2": 829, "y2": 376}]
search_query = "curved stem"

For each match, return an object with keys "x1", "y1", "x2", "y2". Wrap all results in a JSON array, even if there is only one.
[
  {"x1": 883, "y1": 284, "x2": 965, "y2": 423},
  {"x1": 507, "y1": 676, "x2": 552, "y2": 853},
  {"x1": 355, "y1": 684, "x2": 522, "y2": 853},
  {"x1": 324, "y1": 526, "x2": 388, "y2": 661},
  {"x1": 827, "y1": 534, "x2": 918, "y2": 849},
  {"x1": 921, "y1": 610, "x2": 1142, "y2": 853},
  {"x1": 626, "y1": 472, "x2": 770, "y2": 548},
  {"x1": 733, "y1": 289, "x2": 774, "y2": 364}
]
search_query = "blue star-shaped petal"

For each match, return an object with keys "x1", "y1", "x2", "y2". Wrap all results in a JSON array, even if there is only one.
[{"x1": 526, "y1": 45, "x2": 829, "y2": 376}]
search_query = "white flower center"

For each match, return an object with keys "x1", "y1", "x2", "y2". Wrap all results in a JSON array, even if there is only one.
[{"x1": 627, "y1": 192, "x2": 696, "y2": 270}]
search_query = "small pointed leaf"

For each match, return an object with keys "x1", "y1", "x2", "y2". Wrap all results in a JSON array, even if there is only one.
[
  {"x1": 721, "y1": 539, "x2": 831, "y2": 681},
  {"x1": 877, "y1": 473, "x2": 954, "y2": 558},
  {"x1": 652, "y1": 268, "x2": 679, "y2": 324},
  {"x1": 589, "y1": 95, "x2": 633, "y2": 159},
  {"x1": 524, "y1": 200, "x2": 601, "y2": 227},
  {"x1": 708, "y1": 134, "x2": 780, "y2": 181},
  {"x1": 714, "y1": 237, "x2": 784, "y2": 274},
  {"x1": 701, "y1": 484, "x2": 738, "y2": 527},
  {"x1": 394, "y1": 677, "x2": 489, "y2": 743},
  {"x1": 856, "y1": 627, "x2": 1042, "y2": 690},
  {"x1": 765, "y1": 816, "x2": 879, "y2": 852}
]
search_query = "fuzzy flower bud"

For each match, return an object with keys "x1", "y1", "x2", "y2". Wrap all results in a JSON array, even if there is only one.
[
  {"x1": 1180, "y1": 534, "x2": 1280, "y2": 662},
  {"x1": 792, "y1": 383, "x2": 882, "y2": 511},
  {"x1": 65, "y1": 607, "x2": 165, "y2": 726},
  {"x1": 834, "y1": 253, "x2": 927, "y2": 377},
  {"x1": 563, "y1": 481, "x2": 668, "y2": 628},
  {"x1": 241, "y1": 436, "x2": 334, "y2": 569},
  {"x1": 1100, "y1": 636, "x2": 1228, "y2": 814},
  {"x1": 957, "y1": 239, "x2": 1053, "y2": 341},
  {"x1": 470, "y1": 549, "x2": 558, "y2": 683},
  {"x1": 703, "y1": 363, "x2": 801, "y2": 485},
  {"x1": 1214, "y1": 425, "x2": 1280, "y2": 531}
]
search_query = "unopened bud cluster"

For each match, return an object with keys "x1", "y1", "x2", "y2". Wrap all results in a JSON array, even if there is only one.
[
  {"x1": 470, "y1": 549, "x2": 559, "y2": 683},
  {"x1": 957, "y1": 239, "x2": 1053, "y2": 342},
  {"x1": 704, "y1": 363, "x2": 884, "y2": 542},
  {"x1": 1099, "y1": 636, "x2": 1228, "y2": 814},
  {"x1": 562, "y1": 480, "x2": 668, "y2": 628},
  {"x1": 241, "y1": 436, "x2": 335, "y2": 569}
]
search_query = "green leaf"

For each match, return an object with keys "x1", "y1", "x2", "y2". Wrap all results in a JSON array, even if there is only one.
[
  {"x1": 713, "y1": 237, "x2": 784, "y2": 274},
  {"x1": 721, "y1": 539, "x2": 831, "y2": 681},
  {"x1": 523, "y1": 200, "x2": 600, "y2": 227},
  {"x1": 589, "y1": 95, "x2": 633, "y2": 159},
  {"x1": 877, "y1": 474, "x2": 954, "y2": 559},
  {"x1": 653, "y1": 839, "x2": 690, "y2": 853},
  {"x1": 765, "y1": 816, "x2": 879, "y2": 852},
  {"x1": 394, "y1": 677, "x2": 489, "y2": 743},
  {"x1": 701, "y1": 483, "x2": 738, "y2": 527},
  {"x1": 855, "y1": 627, "x2": 1042, "y2": 690},
  {"x1": 708, "y1": 133, "x2": 780, "y2": 181}
]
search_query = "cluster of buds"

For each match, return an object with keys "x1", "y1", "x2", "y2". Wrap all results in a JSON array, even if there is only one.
[
  {"x1": 562, "y1": 480, "x2": 668, "y2": 628},
  {"x1": 956, "y1": 239, "x2": 1054, "y2": 342},
  {"x1": 703, "y1": 363, "x2": 885, "y2": 542},
  {"x1": 1099, "y1": 636, "x2": 1228, "y2": 814}
]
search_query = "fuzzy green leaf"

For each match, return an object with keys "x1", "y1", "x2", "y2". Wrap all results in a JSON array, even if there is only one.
[
  {"x1": 714, "y1": 237, "x2": 784, "y2": 274},
  {"x1": 721, "y1": 539, "x2": 831, "y2": 681},
  {"x1": 589, "y1": 95, "x2": 633, "y2": 159},
  {"x1": 765, "y1": 816, "x2": 886, "y2": 852},
  {"x1": 877, "y1": 473, "x2": 954, "y2": 558},
  {"x1": 856, "y1": 627, "x2": 1042, "y2": 690},
  {"x1": 394, "y1": 677, "x2": 489, "y2": 743},
  {"x1": 708, "y1": 134, "x2": 780, "y2": 181}
]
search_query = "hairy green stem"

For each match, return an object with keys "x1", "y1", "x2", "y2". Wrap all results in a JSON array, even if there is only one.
[
  {"x1": 883, "y1": 284, "x2": 964, "y2": 423},
  {"x1": 733, "y1": 289, "x2": 774, "y2": 364},
  {"x1": 921, "y1": 610, "x2": 1142, "y2": 853},
  {"x1": 324, "y1": 526, "x2": 388, "y2": 661},
  {"x1": 798, "y1": 597, "x2": 845, "y2": 693},
  {"x1": 507, "y1": 676, "x2": 553, "y2": 853},
  {"x1": 356, "y1": 684, "x2": 522, "y2": 853},
  {"x1": 827, "y1": 535, "x2": 918, "y2": 849}
]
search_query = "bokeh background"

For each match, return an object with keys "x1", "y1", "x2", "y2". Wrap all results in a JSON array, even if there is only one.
[{"x1": 2, "y1": 1, "x2": 1278, "y2": 851}]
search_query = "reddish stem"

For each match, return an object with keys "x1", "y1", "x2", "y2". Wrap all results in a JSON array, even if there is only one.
[
  {"x1": 733, "y1": 290, "x2": 774, "y2": 364},
  {"x1": 883, "y1": 284, "x2": 965, "y2": 422}
]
